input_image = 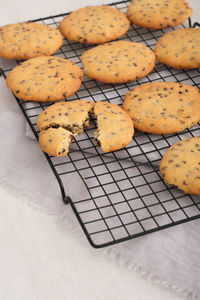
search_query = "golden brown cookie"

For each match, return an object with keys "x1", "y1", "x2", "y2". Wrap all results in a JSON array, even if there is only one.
[
  {"x1": 81, "y1": 40, "x2": 155, "y2": 83},
  {"x1": 123, "y1": 82, "x2": 200, "y2": 134},
  {"x1": 59, "y1": 6, "x2": 130, "y2": 44},
  {"x1": 155, "y1": 28, "x2": 200, "y2": 69},
  {"x1": 94, "y1": 101, "x2": 134, "y2": 152},
  {"x1": 37, "y1": 100, "x2": 94, "y2": 157},
  {"x1": 127, "y1": 0, "x2": 192, "y2": 29},
  {"x1": 39, "y1": 127, "x2": 74, "y2": 157},
  {"x1": 160, "y1": 137, "x2": 200, "y2": 195},
  {"x1": 37, "y1": 100, "x2": 94, "y2": 132},
  {"x1": 6, "y1": 56, "x2": 84, "y2": 102},
  {"x1": 0, "y1": 22, "x2": 63, "y2": 60}
]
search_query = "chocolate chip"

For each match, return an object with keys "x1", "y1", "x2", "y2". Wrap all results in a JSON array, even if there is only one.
[
  {"x1": 58, "y1": 148, "x2": 66, "y2": 155},
  {"x1": 161, "y1": 166, "x2": 168, "y2": 171},
  {"x1": 54, "y1": 71, "x2": 59, "y2": 78},
  {"x1": 19, "y1": 80, "x2": 25, "y2": 84}
]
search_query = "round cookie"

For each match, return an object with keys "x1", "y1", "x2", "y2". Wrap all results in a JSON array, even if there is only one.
[
  {"x1": 127, "y1": 0, "x2": 192, "y2": 29},
  {"x1": 155, "y1": 28, "x2": 200, "y2": 69},
  {"x1": 39, "y1": 127, "x2": 74, "y2": 157},
  {"x1": 0, "y1": 22, "x2": 63, "y2": 60},
  {"x1": 6, "y1": 56, "x2": 84, "y2": 102},
  {"x1": 123, "y1": 82, "x2": 200, "y2": 134},
  {"x1": 59, "y1": 6, "x2": 130, "y2": 44},
  {"x1": 37, "y1": 100, "x2": 94, "y2": 132},
  {"x1": 81, "y1": 40, "x2": 156, "y2": 83},
  {"x1": 94, "y1": 102, "x2": 134, "y2": 152},
  {"x1": 159, "y1": 137, "x2": 200, "y2": 195}
]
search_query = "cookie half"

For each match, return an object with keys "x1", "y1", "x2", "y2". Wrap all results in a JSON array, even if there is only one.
[
  {"x1": 37, "y1": 100, "x2": 94, "y2": 157},
  {"x1": 81, "y1": 40, "x2": 155, "y2": 83},
  {"x1": 155, "y1": 28, "x2": 200, "y2": 69},
  {"x1": 123, "y1": 82, "x2": 200, "y2": 134},
  {"x1": 6, "y1": 56, "x2": 84, "y2": 102},
  {"x1": 94, "y1": 102, "x2": 134, "y2": 152},
  {"x1": 59, "y1": 6, "x2": 130, "y2": 44},
  {"x1": 127, "y1": 0, "x2": 192, "y2": 29},
  {"x1": 160, "y1": 137, "x2": 200, "y2": 195},
  {"x1": 0, "y1": 22, "x2": 63, "y2": 60},
  {"x1": 37, "y1": 100, "x2": 95, "y2": 132},
  {"x1": 39, "y1": 127, "x2": 74, "y2": 157}
]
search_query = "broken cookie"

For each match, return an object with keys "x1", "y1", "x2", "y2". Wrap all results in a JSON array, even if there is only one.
[
  {"x1": 37, "y1": 99, "x2": 94, "y2": 133},
  {"x1": 39, "y1": 127, "x2": 74, "y2": 157},
  {"x1": 37, "y1": 100, "x2": 134, "y2": 156},
  {"x1": 94, "y1": 101, "x2": 134, "y2": 152}
]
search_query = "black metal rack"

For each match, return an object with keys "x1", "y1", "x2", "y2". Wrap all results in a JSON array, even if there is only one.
[{"x1": 1, "y1": 0, "x2": 200, "y2": 248}]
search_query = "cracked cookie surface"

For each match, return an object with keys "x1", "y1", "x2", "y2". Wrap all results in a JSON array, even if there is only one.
[
  {"x1": 127, "y1": 0, "x2": 192, "y2": 29},
  {"x1": 59, "y1": 6, "x2": 130, "y2": 44},
  {"x1": 155, "y1": 28, "x2": 200, "y2": 69},
  {"x1": 123, "y1": 82, "x2": 200, "y2": 134},
  {"x1": 37, "y1": 100, "x2": 94, "y2": 132},
  {"x1": 37, "y1": 100, "x2": 94, "y2": 156},
  {"x1": 94, "y1": 101, "x2": 134, "y2": 153},
  {"x1": 0, "y1": 22, "x2": 63, "y2": 60},
  {"x1": 39, "y1": 127, "x2": 74, "y2": 157},
  {"x1": 6, "y1": 56, "x2": 84, "y2": 102},
  {"x1": 81, "y1": 40, "x2": 155, "y2": 83},
  {"x1": 160, "y1": 137, "x2": 200, "y2": 195}
]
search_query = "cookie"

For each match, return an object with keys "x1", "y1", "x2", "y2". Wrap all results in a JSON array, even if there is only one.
[
  {"x1": 37, "y1": 100, "x2": 94, "y2": 132},
  {"x1": 6, "y1": 56, "x2": 84, "y2": 102},
  {"x1": 59, "y1": 6, "x2": 130, "y2": 44},
  {"x1": 81, "y1": 40, "x2": 155, "y2": 83},
  {"x1": 39, "y1": 127, "x2": 74, "y2": 157},
  {"x1": 155, "y1": 28, "x2": 200, "y2": 69},
  {"x1": 127, "y1": 0, "x2": 192, "y2": 29},
  {"x1": 123, "y1": 82, "x2": 200, "y2": 134},
  {"x1": 94, "y1": 101, "x2": 134, "y2": 153},
  {"x1": 37, "y1": 100, "x2": 94, "y2": 157},
  {"x1": 159, "y1": 137, "x2": 200, "y2": 195},
  {"x1": 0, "y1": 22, "x2": 63, "y2": 60}
]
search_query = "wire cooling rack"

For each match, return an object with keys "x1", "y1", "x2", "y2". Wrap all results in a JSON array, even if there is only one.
[{"x1": 1, "y1": 0, "x2": 200, "y2": 248}]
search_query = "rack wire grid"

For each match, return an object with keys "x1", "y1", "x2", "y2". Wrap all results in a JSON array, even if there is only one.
[{"x1": 1, "y1": 0, "x2": 200, "y2": 248}]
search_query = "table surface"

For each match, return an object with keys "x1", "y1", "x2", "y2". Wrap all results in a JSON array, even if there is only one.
[{"x1": 0, "y1": 1, "x2": 199, "y2": 299}]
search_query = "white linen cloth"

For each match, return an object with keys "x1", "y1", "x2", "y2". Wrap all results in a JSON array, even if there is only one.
[{"x1": 0, "y1": 84, "x2": 200, "y2": 300}]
